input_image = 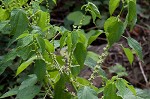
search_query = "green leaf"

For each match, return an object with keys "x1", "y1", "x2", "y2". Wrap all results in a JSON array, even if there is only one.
[
  {"x1": 87, "y1": 2, "x2": 101, "y2": 23},
  {"x1": 60, "y1": 31, "x2": 68, "y2": 48},
  {"x1": 9, "y1": 9, "x2": 29, "y2": 46},
  {"x1": 49, "y1": 70, "x2": 60, "y2": 84},
  {"x1": 16, "y1": 56, "x2": 37, "y2": 76},
  {"x1": 89, "y1": 11, "x2": 96, "y2": 24},
  {"x1": 84, "y1": 51, "x2": 99, "y2": 68},
  {"x1": 98, "y1": 67, "x2": 107, "y2": 79},
  {"x1": 0, "y1": 8, "x2": 9, "y2": 21},
  {"x1": 36, "y1": 36, "x2": 45, "y2": 53},
  {"x1": 117, "y1": 88, "x2": 141, "y2": 99},
  {"x1": 1, "y1": 49, "x2": 17, "y2": 63},
  {"x1": 127, "y1": 37, "x2": 143, "y2": 61},
  {"x1": 104, "y1": 83, "x2": 121, "y2": 99},
  {"x1": 87, "y1": 30, "x2": 103, "y2": 46},
  {"x1": 76, "y1": 77, "x2": 98, "y2": 92},
  {"x1": 0, "y1": 61, "x2": 12, "y2": 75},
  {"x1": 54, "y1": 74, "x2": 71, "y2": 99},
  {"x1": 18, "y1": 0, "x2": 28, "y2": 6},
  {"x1": 109, "y1": 0, "x2": 120, "y2": 15},
  {"x1": 16, "y1": 31, "x2": 29, "y2": 40},
  {"x1": 122, "y1": 46, "x2": 134, "y2": 65},
  {"x1": 16, "y1": 85, "x2": 40, "y2": 99},
  {"x1": 54, "y1": 40, "x2": 60, "y2": 48},
  {"x1": 37, "y1": 10, "x2": 50, "y2": 31},
  {"x1": 19, "y1": 74, "x2": 37, "y2": 90},
  {"x1": 0, "y1": 49, "x2": 17, "y2": 75},
  {"x1": 116, "y1": 79, "x2": 136, "y2": 98},
  {"x1": 56, "y1": 55, "x2": 65, "y2": 66},
  {"x1": 0, "y1": 87, "x2": 18, "y2": 98},
  {"x1": 115, "y1": 79, "x2": 127, "y2": 97},
  {"x1": 74, "y1": 43, "x2": 87, "y2": 68},
  {"x1": 67, "y1": 33, "x2": 72, "y2": 53},
  {"x1": 122, "y1": 79, "x2": 136, "y2": 95},
  {"x1": 71, "y1": 31, "x2": 79, "y2": 46},
  {"x1": 76, "y1": 77, "x2": 90, "y2": 86},
  {"x1": 104, "y1": 17, "x2": 117, "y2": 31},
  {"x1": 17, "y1": 46, "x2": 32, "y2": 60},
  {"x1": 76, "y1": 77, "x2": 91, "y2": 86},
  {"x1": 77, "y1": 86, "x2": 98, "y2": 99},
  {"x1": 109, "y1": 64, "x2": 128, "y2": 77},
  {"x1": 136, "y1": 88, "x2": 150, "y2": 99},
  {"x1": 67, "y1": 11, "x2": 91, "y2": 25},
  {"x1": 44, "y1": 39, "x2": 55, "y2": 53},
  {"x1": 128, "y1": 0, "x2": 137, "y2": 22},
  {"x1": 71, "y1": 65, "x2": 80, "y2": 76},
  {"x1": 32, "y1": 0, "x2": 41, "y2": 11},
  {"x1": 21, "y1": 34, "x2": 33, "y2": 47},
  {"x1": 88, "y1": 2, "x2": 100, "y2": 18},
  {"x1": 127, "y1": 0, "x2": 137, "y2": 30},
  {"x1": 0, "y1": 21, "x2": 9, "y2": 31},
  {"x1": 104, "y1": 17, "x2": 124, "y2": 46},
  {"x1": 77, "y1": 30, "x2": 87, "y2": 46},
  {"x1": 52, "y1": 0, "x2": 57, "y2": 4},
  {"x1": 42, "y1": 51, "x2": 53, "y2": 63},
  {"x1": 34, "y1": 59, "x2": 46, "y2": 81},
  {"x1": 0, "y1": 22, "x2": 11, "y2": 34},
  {"x1": 97, "y1": 87, "x2": 105, "y2": 94}
]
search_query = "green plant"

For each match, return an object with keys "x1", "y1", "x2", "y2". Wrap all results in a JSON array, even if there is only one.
[{"x1": 0, "y1": 0, "x2": 145, "y2": 99}]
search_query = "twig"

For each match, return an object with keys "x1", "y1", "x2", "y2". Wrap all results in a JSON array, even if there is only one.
[
  {"x1": 43, "y1": 92, "x2": 48, "y2": 99},
  {"x1": 138, "y1": 61, "x2": 149, "y2": 86},
  {"x1": 125, "y1": 29, "x2": 131, "y2": 37},
  {"x1": 10, "y1": 96, "x2": 15, "y2": 99},
  {"x1": 50, "y1": 19, "x2": 64, "y2": 23},
  {"x1": 97, "y1": 37, "x2": 107, "y2": 41},
  {"x1": 86, "y1": 26, "x2": 101, "y2": 31},
  {"x1": 50, "y1": 32, "x2": 60, "y2": 42}
]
